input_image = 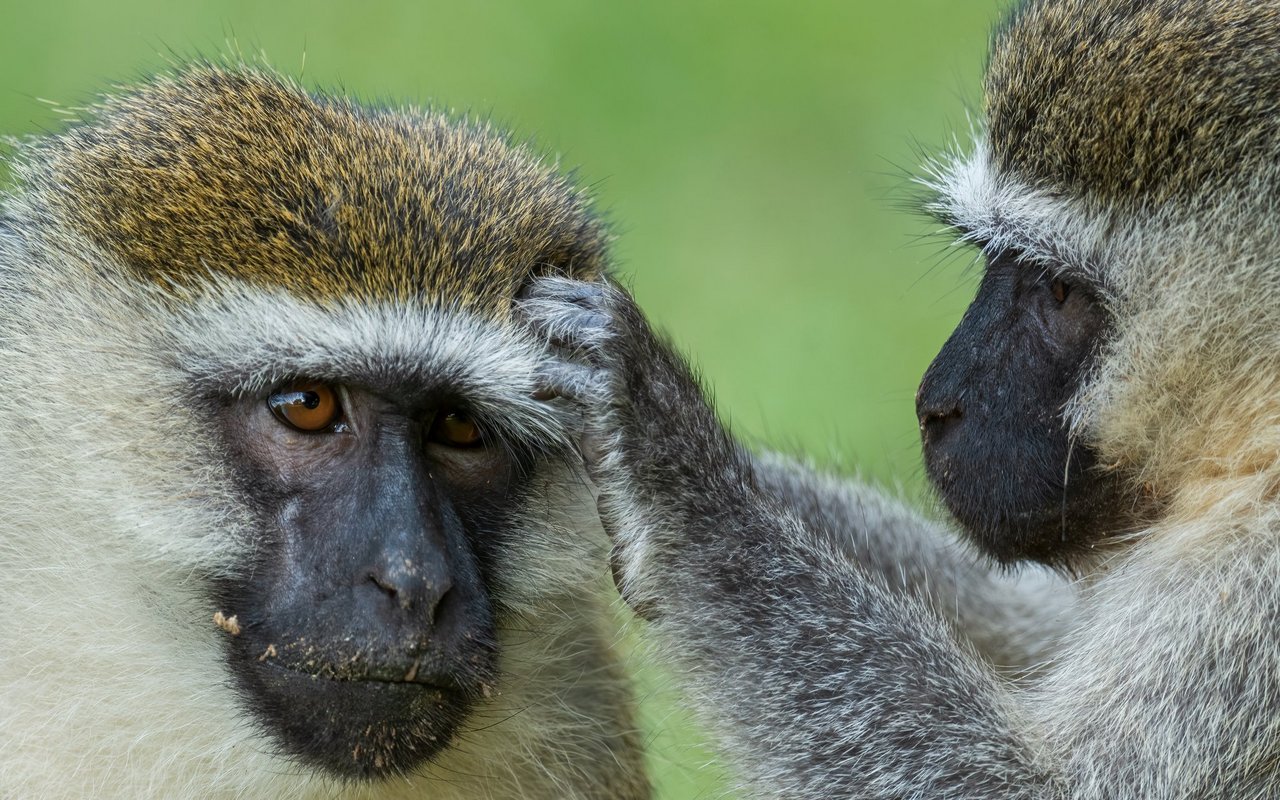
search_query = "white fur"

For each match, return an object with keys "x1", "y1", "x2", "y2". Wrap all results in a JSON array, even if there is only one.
[{"x1": 919, "y1": 145, "x2": 1114, "y2": 290}]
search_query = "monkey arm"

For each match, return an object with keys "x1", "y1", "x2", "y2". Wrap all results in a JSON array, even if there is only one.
[
  {"x1": 522, "y1": 278, "x2": 1059, "y2": 796},
  {"x1": 612, "y1": 452, "x2": 1062, "y2": 797},
  {"x1": 525, "y1": 275, "x2": 1067, "y2": 673},
  {"x1": 621, "y1": 502, "x2": 1063, "y2": 797},
  {"x1": 749, "y1": 453, "x2": 1071, "y2": 675}
]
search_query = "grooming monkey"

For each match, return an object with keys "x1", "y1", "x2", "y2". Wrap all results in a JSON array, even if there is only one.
[
  {"x1": 524, "y1": 0, "x2": 1280, "y2": 796},
  {"x1": 0, "y1": 67, "x2": 649, "y2": 799}
]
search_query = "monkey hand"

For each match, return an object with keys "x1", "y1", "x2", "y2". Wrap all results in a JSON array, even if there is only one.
[
  {"x1": 520, "y1": 277, "x2": 748, "y2": 618},
  {"x1": 518, "y1": 277, "x2": 617, "y2": 475}
]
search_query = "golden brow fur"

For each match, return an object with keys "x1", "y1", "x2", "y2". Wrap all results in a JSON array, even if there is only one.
[{"x1": 13, "y1": 66, "x2": 605, "y2": 309}]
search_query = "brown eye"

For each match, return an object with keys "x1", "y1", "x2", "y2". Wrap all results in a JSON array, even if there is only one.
[
  {"x1": 268, "y1": 382, "x2": 342, "y2": 432},
  {"x1": 1051, "y1": 278, "x2": 1070, "y2": 303},
  {"x1": 428, "y1": 410, "x2": 483, "y2": 448}
]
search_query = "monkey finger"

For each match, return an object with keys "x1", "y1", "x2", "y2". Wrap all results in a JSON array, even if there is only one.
[
  {"x1": 531, "y1": 360, "x2": 608, "y2": 403},
  {"x1": 517, "y1": 277, "x2": 618, "y2": 350},
  {"x1": 517, "y1": 296, "x2": 613, "y2": 352},
  {"x1": 521, "y1": 275, "x2": 611, "y2": 311}
]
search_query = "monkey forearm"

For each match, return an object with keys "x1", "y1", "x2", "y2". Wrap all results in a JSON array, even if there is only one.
[
  {"x1": 749, "y1": 454, "x2": 1071, "y2": 673},
  {"x1": 600, "y1": 479, "x2": 1060, "y2": 799}
]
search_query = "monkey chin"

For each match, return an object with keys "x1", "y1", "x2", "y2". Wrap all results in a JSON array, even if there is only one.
[
  {"x1": 231, "y1": 650, "x2": 490, "y2": 781},
  {"x1": 924, "y1": 435, "x2": 1134, "y2": 569}
]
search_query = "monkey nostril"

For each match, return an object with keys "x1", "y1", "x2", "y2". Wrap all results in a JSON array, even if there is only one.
[
  {"x1": 918, "y1": 406, "x2": 963, "y2": 441},
  {"x1": 366, "y1": 571, "x2": 453, "y2": 622},
  {"x1": 368, "y1": 572, "x2": 400, "y2": 599}
]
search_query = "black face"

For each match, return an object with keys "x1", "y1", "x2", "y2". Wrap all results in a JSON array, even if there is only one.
[
  {"x1": 917, "y1": 249, "x2": 1131, "y2": 566},
  {"x1": 213, "y1": 381, "x2": 520, "y2": 780}
]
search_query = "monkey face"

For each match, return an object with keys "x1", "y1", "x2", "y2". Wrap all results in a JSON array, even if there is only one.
[
  {"x1": 165, "y1": 297, "x2": 585, "y2": 780},
  {"x1": 916, "y1": 249, "x2": 1133, "y2": 566},
  {"x1": 215, "y1": 381, "x2": 512, "y2": 778}
]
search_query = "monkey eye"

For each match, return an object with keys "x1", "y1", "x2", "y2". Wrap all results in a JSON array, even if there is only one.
[
  {"x1": 268, "y1": 381, "x2": 343, "y2": 432},
  {"x1": 1051, "y1": 278, "x2": 1070, "y2": 303},
  {"x1": 427, "y1": 409, "x2": 484, "y2": 448}
]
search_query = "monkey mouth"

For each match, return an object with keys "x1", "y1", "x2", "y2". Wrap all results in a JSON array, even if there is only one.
[
  {"x1": 259, "y1": 652, "x2": 465, "y2": 690},
  {"x1": 925, "y1": 441, "x2": 1133, "y2": 567},
  {"x1": 222, "y1": 629, "x2": 499, "y2": 780},
  {"x1": 213, "y1": 575, "x2": 500, "y2": 781},
  {"x1": 237, "y1": 653, "x2": 481, "y2": 780}
]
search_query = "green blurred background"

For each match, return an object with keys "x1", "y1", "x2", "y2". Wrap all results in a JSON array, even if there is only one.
[{"x1": 0, "y1": 1, "x2": 1002, "y2": 796}]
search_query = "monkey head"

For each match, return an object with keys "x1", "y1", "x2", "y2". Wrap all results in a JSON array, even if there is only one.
[
  {"x1": 0, "y1": 67, "x2": 644, "y2": 794},
  {"x1": 917, "y1": 0, "x2": 1280, "y2": 567}
]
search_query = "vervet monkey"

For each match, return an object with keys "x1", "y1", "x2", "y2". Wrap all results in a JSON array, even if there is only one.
[
  {"x1": 524, "y1": 0, "x2": 1280, "y2": 796},
  {"x1": 0, "y1": 66, "x2": 648, "y2": 799}
]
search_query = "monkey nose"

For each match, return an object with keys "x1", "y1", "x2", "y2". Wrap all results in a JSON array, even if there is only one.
[{"x1": 366, "y1": 561, "x2": 453, "y2": 623}]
